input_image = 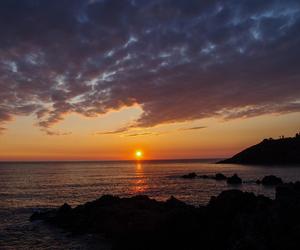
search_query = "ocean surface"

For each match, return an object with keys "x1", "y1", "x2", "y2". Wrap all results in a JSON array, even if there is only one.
[{"x1": 1, "y1": 160, "x2": 300, "y2": 249}]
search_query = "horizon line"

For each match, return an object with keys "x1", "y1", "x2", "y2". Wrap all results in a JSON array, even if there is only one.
[{"x1": 0, "y1": 158, "x2": 223, "y2": 164}]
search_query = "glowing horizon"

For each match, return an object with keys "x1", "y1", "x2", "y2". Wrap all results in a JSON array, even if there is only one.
[
  {"x1": 0, "y1": 109, "x2": 299, "y2": 161},
  {"x1": 0, "y1": 1, "x2": 300, "y2": 161}
]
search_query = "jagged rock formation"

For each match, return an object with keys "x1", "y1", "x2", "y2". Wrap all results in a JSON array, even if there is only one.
[{"x1": 31, "y1": 182, "x2": 300, "y2": 250}]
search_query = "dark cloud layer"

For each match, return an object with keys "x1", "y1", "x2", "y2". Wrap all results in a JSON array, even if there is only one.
[{"x1": 1, "y1": 0, "x2": 300, "y2": 133}]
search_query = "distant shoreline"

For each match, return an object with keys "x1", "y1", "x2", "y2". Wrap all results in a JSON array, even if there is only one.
[{"x1": 219, "y1": 133, "x2": 300, "y2": 165}]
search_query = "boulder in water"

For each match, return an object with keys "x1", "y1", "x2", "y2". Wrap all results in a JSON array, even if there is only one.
[
  {"x1": 215, "y1": 173, "x2": 227, "y2": 180},
  {"x1": 181, "y1": 172, "x2": 197, "y2": 179},
  {"x1": 227, "y1": 174, "x2": 242, "y2": 184}
]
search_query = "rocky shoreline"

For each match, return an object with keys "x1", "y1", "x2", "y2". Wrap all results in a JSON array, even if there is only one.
[
  {"x1": 31, "y1": 181, "x2": 300, "y2": 250},
  {"x1": 181, "y1": 172, "x2": 284, "y2": 186}
]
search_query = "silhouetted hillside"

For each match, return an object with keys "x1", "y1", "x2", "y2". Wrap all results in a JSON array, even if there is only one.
[{"x1": 219, "y1": 133, "x2": 300, "y2": 165}]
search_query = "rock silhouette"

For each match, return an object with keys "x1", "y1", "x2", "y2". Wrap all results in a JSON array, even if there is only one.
[
  {"x1": 181, "y1": 172, "x2": 197, "y2": 179},
  {"x1": 179, "y1": 172, "x2": 288, "y2": 188},
  {"x1": 31, "y1": 182, "x2": 300, "y2": 250},
  {"x1": 198, "y1": 174, "x2": 209, "y2": 179},
  {"x1": 181, "y1": 173, "x2": 228, "y2": 181},
  {"x1": 215, "y1": 173, "x2": 227, "y2": 180},
  {"x1": 261, "y1": 175, "x2": 283, "y2": 186},
  {"x1": 227, "y1": 173, "x2": 242, "y2": 184},
  {"x1": 219, "y1": 133, "x2": 300, "y2": 164}
]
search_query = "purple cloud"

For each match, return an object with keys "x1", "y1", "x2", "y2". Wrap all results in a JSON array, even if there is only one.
[{"x1": 0, "y1": 0, "x2": 300, "y2": 134}]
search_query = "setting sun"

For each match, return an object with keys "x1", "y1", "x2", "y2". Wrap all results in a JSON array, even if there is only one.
[{"x1": 135, "y1": 150, "x2": 143, "y2": 160}]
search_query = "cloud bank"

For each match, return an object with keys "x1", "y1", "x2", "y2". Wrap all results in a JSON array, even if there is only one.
[{"x1": 1, "y1": 0, "x2": 300, "y2": 133}]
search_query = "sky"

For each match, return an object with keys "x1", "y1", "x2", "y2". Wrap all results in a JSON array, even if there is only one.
[{"x1": 0, "y1": 0, "x2": 300, "y2": 161}]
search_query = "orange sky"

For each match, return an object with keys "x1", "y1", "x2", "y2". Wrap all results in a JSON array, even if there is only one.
[
  {"x1": 1, "y1": 1, "x2": 300, "y2": 161},
  {"x1": 1, "y1": 106, "x2": 299, "y2": 161}
]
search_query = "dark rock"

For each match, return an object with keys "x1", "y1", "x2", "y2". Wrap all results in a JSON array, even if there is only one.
[
  {"x1": 58, "y1": 203, "x2": 72, "y2": 213},
  {"x1": 30, "y1": 209, "x2": 56, "y2": 222},
  {"x1": 198, "y1": 174, "x2": 209, "y2": 179},
  {"x1": 30, "y1": 182, "x2": 300, "y2": 250},
  {"x1": 208, "y1": 190, "x2": 272, "y2": 216},
  {"x1": 261, "y1": 175, "x2": 283, "y2": 186},
  {"x1": 215, "y1": 173, "x2": 227, "y2": 180},
  {"x1": 227, "y1": 174, "x2": 242, "y2": 184},
  {"x1": 181, "y1": 172, "x2": 197, "y2": 179},
  {"x1": 256, "y1": 179, "x2": 261, "y2": 185},
  {"x1": 276, "y1": 181, "x2": 300, "y2": 205},
  {"x1": 182, "y1": 173, "x2": 228, "y2": 181},
  {"x1": 165, "y1": 196, "x2": 190, "y2": 208}
]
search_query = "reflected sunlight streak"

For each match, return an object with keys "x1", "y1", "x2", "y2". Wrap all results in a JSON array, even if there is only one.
[{"x1": 131, "y1": 162, "x2": 148, "y2": 194}]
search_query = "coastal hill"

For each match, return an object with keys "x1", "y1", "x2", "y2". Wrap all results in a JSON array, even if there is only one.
[{"x1": 219, "y1": 133, "x2": 300, "y2": 165}]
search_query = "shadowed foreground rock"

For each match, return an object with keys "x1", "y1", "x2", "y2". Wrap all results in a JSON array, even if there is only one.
[
  {"x1": 31, "y1": 183, "x2": 300, "y2": 250},
  {"x1": 262, "y1": 175, "x2": 283, "y2": 186}
]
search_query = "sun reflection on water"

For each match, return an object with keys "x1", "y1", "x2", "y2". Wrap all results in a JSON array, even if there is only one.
[{"x1": 131, "y1": 162, "x2": 148, "y2": 194}]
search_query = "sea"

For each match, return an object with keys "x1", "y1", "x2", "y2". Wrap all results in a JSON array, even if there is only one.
[{"x1": 1, "y1": 160, "x2": 300, "y2": 249}]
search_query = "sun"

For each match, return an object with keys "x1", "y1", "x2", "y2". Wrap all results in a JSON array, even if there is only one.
[{"x1": 135, "y1": 150, "x2": 143, "y2": 160}]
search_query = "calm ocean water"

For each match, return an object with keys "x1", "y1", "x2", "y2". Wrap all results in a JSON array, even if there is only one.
[{"x1": 1, "y1": 160, "x2": 300, "y2": 249}]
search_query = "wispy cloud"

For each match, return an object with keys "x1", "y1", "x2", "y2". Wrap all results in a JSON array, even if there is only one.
[
  {"x1": 0, "y1": 127, "x2": 5, "y2": 134},
  {"x1": 95, "y1": 128, "x2": 128, "y2": 135},
  {"x1": 95, "y1": 128, "x2": 163, "y2": 137},
  {"x1": 125, "y1": 132, "x2": 161, "y2": 137},
  {"x1": 179, "y1": 126, "x2": 207, "y2": 131},
  {"x1": 43, "y1": 129, "x2": 72, "y2": 136}
]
